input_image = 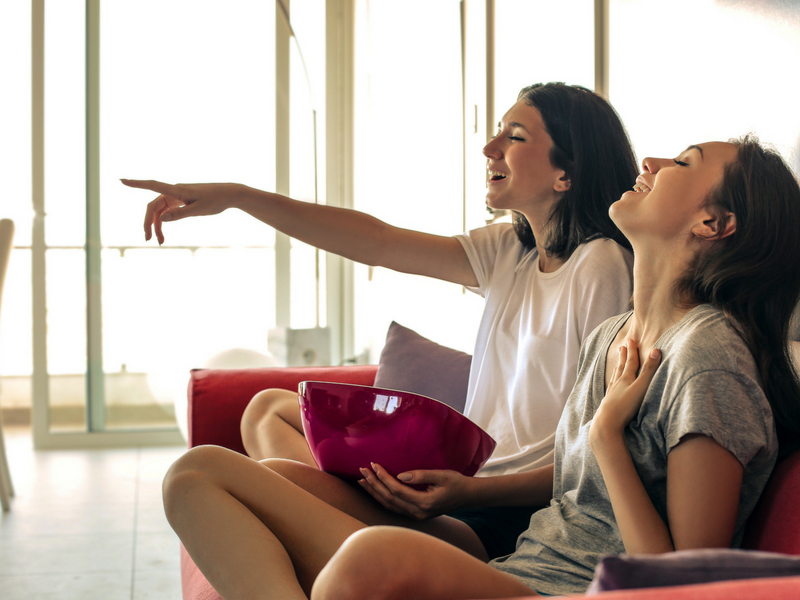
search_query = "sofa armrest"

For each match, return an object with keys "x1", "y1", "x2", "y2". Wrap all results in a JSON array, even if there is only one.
[{"x1": 187, "y1": 365, "x2": 379, "y2": 454}]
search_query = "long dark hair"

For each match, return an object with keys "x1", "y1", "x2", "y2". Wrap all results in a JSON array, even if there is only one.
[
  {"x1": 675, "y1": 136, "x2": 800, "y2": 458},
  {"x1": 512, "y1": 83, "x2": 638, "y2": 256}
]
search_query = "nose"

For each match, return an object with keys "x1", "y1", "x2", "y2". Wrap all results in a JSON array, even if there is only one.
[
  {"x1": 641, "y1": 157, "x2": 672, "y2": 174},
  {"x1": 483, "y1": 136, "x2": 502, "y2": 159}
]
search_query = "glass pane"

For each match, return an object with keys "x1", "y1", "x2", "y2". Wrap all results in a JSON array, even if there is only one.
[
  {"x1": 609, "y1": 0, "x2": 800, "y2": 165},
  {"x1": 0, "y1": 0, "x2": 33, "y2": 247},
  {"x1": 97, "y1": 1, "x2": 280, "y2": 430},
  {"x1": 46, "y1": 249, "x2": 87, "y2": 432},
  {"x1": 100, "y1": 247, "x2": 275, "y2": 430},
  {"x1": 289, "y1": 2, "x2": 327, "y2": 330},
  {"x1": 0, "y1": 249, "x2": 33, "y2": 426},
  {"x1": 103, "y1": 0, "x2": 278, "y2": 249},
  {"x1": 354, "y1": 0, "x2": 463, "y2": 236},
  {"x1": 290, "y1": 242, "x2": 320, "y2": 330},
  {"x1": 289, "y1": 0, "x2": 327, "y2": 203},
  {"x1": 0, "y1": 250, "x2": 32, "y2": 377},
  {"x1": 494, "y1": 0, "x2": 594, "y2": 123},
  {"x1": 44, "y1": 0, "x2": 86, "y2": 248},
  {"x1": 352, "y1": 0, "x2": 484, "y2": 362}
]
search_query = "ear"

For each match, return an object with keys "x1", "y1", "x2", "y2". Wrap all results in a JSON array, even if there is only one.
[
  {"x1": 692, "y1": 211, "x2": 737, "y2": 240},
  {"x1": 553, "y1": 172, "x2": 571, "y2": 193}
]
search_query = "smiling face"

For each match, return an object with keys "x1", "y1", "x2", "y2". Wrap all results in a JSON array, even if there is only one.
[
  {"x1": 482, "y1": 100, "x2": 569, "y2": 217},
  {"x1": 610, "y1": 141, "x2": 739, "y2": 245}
]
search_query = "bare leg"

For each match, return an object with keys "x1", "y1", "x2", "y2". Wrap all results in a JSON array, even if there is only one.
[
  {"x1": 264, "y1": 458, "x2": 490, "y2": 561},
  {"x1": 162, "y1": 444, "x2": 367, "y2": 600},
  {"x1": 311, "y1": 527, "x2": 536, "y2": 600},
  {"x1": 240, "y1": 388, "x2": 315, "y2": 465}
]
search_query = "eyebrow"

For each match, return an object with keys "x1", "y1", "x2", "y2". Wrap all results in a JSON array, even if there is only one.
[
  {"x1": 684, "y1": 145, "x2": 704, "y2": 160},
  {"x1": 497, "y1": 121, "x2": 530, "y2": 132}
]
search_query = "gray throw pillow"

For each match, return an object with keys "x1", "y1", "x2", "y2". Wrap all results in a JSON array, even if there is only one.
[
  {"x1": 373, "y1": 321, "x2": 472, "y2": 413},
  {"x1": 586, "y1": 548, "x2": 800, "y2": 594}
]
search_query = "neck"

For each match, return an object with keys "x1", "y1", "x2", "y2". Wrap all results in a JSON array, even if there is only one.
[
  {"x1": 626, "y1": 243, "x2": 698, "y2": 348},
  {"x1": 523, "y1": 206, "x2": 566, "y2": 274}
]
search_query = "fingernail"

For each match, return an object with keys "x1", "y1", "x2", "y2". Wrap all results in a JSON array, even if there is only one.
[
  {"x1": 651, "y1": 348, "x2": 661, "y2": 359},
  {"x1": 370, "y1": 462, "x2": 377, "y2": 470},
  {"x1": 398, "y1": 473, "x2": 412, "y2": 482},
  {"x1": 360, "y1": 468, "x2": 368, "y2": 475},
  {"x1": 162, "y1": 213, "x2": 173, "y2": 222}
]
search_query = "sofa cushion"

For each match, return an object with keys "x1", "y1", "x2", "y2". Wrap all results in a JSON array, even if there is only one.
[
  {"x1": 373, "y1": 321, "x2": 472, "y2": 413},
  {"x1": 586, "y1": 549, "x2": 800, "y2": 594},
  {"x1": 742, "y1": 450, "x2": 800, "y2": 554}
]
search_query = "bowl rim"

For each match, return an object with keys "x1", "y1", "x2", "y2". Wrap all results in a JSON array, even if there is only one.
[{"x1": 297, "y1": 379, "x2": 496, "y2": 445}]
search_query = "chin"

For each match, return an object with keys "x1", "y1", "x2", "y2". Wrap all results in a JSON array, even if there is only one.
[
  {"x1": 485, "y1": 196, "x2": 514, "y2": 212},
  {"x1": 608, "y1": 203, "x2": 626, "y2": 228}
]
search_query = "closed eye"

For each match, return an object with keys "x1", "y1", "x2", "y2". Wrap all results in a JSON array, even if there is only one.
[
  {"x1": 509, "y1": 136, "x2": 525, "y2": 142},
  {"x1": 674, "y1": 159, "x2": 689, "y2": 166}
]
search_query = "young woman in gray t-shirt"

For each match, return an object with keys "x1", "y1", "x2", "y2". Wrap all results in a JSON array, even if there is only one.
[{"x1": 304, "y1": 136, "x2": 800, "y2": 598}]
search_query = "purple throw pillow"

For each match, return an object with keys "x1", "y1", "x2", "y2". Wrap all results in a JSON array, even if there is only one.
[
  {"x1": 586, "y1": 549, "x2": 800, "y2": 594},
  {"x1": 373, "y1": 321, "x2": 472, "y2": 413}
]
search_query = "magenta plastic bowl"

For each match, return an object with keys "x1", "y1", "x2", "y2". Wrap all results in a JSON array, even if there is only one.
[{"x1": 298, "y1": 381, "x2": 496, "y2": 481}]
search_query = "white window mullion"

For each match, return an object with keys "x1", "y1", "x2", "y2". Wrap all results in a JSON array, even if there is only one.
[
  {"x1": 86, "y1": 0, "x2": 105, "y2": 432},
  {"x1": 594, "y1": 0, "x2": 609, "y2": 98},
  {"x1": 324, "y1": 0, "x2": 355, "y2": 365},
  {"x1": 31, "y1": 0, "x2": 50, "y2": 448},
  {"x1": 485, "y1": 0, "x2": 495, "y2": 145},
  {"x1": 275, "y1": 0, "x2": 291, "y2": 328}
]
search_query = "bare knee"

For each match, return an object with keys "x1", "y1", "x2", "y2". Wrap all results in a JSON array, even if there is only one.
[
  {"x1": 312, "y1": 528, "x2": 414, "y2": 600},
  {"x1": 162, "y1": 445, "x2": 230, "y2": 523},
  {"x1": 241, "y1": 389, "x2": 298, "y2": 434},
  {"x1": 240, "y1": 388, "x2": 308, "y2": 461}
]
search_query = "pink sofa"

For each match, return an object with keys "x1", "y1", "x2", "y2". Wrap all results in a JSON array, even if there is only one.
[{"x1": 180, "y1": 366, "x2": 800, "y2": 600}]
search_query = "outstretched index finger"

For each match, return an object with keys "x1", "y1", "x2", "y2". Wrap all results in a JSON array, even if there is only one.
[{"x1": 121, "y1": 178, "x2": 185, "y2": 199}]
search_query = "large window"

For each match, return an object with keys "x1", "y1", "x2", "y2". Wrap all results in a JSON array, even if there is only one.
[{"x1": 0, "y1": 0, "x2": 329, "y2": 447}]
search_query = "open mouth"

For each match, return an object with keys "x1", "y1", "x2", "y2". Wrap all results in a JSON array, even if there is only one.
[
  {"x1": 633, "y1": 182, "x2": 651, "y2": 193},
  {"x1": 489, "y1": 170, "x2": 507, "y2": 181}
]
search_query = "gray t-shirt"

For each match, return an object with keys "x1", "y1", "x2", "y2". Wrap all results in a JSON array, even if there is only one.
[{"x1": 491, "y1": 304, "x2": 778, "y2": 596}]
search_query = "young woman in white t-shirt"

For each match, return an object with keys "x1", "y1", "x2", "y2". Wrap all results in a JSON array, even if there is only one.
[{"x1": 126, "y1": 83, "x2": 638, "y2": 561}]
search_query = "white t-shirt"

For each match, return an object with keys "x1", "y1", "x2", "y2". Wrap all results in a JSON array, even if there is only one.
[{"x1": 455, "y1": 223, "x2": 633, "y2": 476}]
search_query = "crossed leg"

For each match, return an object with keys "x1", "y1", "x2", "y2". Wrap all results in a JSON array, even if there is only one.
[
  {"x1": 263, "y1": 457, "x2": 490, "y2": 561},
  {"x1": 164, "y1": 445, "x2": 495, "y2": 600}
]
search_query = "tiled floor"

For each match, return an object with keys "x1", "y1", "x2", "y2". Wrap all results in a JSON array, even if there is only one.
[{"x1": 0, "y1": 426, "x2": 186, "y2": 599}]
